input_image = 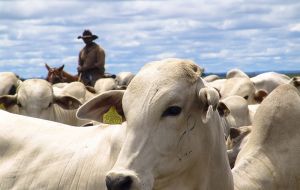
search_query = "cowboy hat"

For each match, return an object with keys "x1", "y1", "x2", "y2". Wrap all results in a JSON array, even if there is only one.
[{"x1": 77, "y1": 30, "x2": 98, "y2": 40}]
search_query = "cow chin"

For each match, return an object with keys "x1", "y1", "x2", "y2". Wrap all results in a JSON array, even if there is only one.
[{"x1": 105, "y1": 168, "x2": 154, "y2": 190}]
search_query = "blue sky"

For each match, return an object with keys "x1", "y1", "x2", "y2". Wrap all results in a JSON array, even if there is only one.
[{"x1": 1, "y1": 0, "x2": 300, "y2": 78}]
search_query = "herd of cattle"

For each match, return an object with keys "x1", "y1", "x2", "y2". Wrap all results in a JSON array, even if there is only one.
[{"x1": 0, "y1": 58, "x2": 299, "y2": 190}]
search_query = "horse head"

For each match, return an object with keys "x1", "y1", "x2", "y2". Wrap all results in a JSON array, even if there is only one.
[{"x1": 45, "y1": 63, "x2": 66, "y2": 84}]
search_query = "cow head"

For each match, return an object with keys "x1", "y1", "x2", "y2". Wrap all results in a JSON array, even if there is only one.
[
  {"x1": 77, "y1": 58, "x2": 232, "y2": 190},
  {"x1": 220, "y1": 75, "x2": 268, "y2": 104},
  {"x1": 0, "y1": 79, "x2": 81, "y2": 119}
]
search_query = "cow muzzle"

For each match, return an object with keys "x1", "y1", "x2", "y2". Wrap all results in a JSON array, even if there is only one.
[
  {"x1": 105, "y1": 169, "x2": 147, "y2": 190},
  {"x1": 106, "y1": 174, "x2": 133, "y2": 190}
]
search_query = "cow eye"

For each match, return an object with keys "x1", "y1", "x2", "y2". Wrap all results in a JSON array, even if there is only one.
[
  {"x1": 162, "y1": 106, "x2": 182, "y2": 117},
  {"x1": 48, "y1": 102, "x2": 52, "y2": 108},
  {"x1": 243, "y1": 95, "x2": 249, "y2": 100}
]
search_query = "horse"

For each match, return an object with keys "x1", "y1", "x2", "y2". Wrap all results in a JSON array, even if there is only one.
[{"x1": 45, "y1": 63, "x2": 79, "y2": 84}]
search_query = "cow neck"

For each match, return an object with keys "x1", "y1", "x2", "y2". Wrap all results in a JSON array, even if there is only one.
[{"x1": 52, "y1": 104, "x2": 78, "y2": 125}]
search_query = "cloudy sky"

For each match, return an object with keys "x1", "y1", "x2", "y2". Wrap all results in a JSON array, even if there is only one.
[{"x1": 1, "y1": 0, "x2": 300, "y2": 78}]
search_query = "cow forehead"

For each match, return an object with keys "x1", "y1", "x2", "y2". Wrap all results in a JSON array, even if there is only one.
[
  {"x1": 129, "y1": 59, "x2": 200, "y2": 87},
  {"x1": 122, "y1": 59, "x2": 202, "y2": 111},
  {"x1": 18, "y1": 79, "x2": 53, "y2": 100}
]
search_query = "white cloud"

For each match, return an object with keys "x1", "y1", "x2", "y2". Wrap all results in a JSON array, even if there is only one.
[
  {"x1": 1, "y1": 0, "x2": 300, "y2": 78},
  {"x1": 155, "y1": 52, "x2": 178, "y2": 60},
  {"x1": 289, "y1": 23, "x2": 300, "y2": 32},
  {"x1": 201, "y1": 50, "x2": 230, "y2": 59},
  {"x1": 0, "y1": 38, "x2": 20, "y2": 47}
]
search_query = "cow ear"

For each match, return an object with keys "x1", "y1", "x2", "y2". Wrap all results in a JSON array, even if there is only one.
[
  {"x1": 0, "y1": 95, "x2": 17, "y2": 109},
  {"x1": 217, "y1": 102, "x2": 230, "y2": 117},
  {"x1": 198, "y1": 87, "x2": 219, "y2": 123},
  {"x1": 254, "y1": 89, "x2": 268, "y2": 103},
  {"x1": 229, "y1": 127, "x2": 241, "y2": 139},
  {"x1": 54, "y1": 95, "x2": 82, "y2": 110},
  {"x1": 290, "y1": 77, "x2": 300, "y2": 88},
  {"x1": 85, "y1": 85, "x2": 97, "y2": 93},
  {"x1": 77, "y1": 90, "x2": 125, "y2": 123},
  {"x1": 45, "y1": 63, "x2": 51, "y2": 71}
]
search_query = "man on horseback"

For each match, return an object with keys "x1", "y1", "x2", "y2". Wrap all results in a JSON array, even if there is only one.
[{"x1": 77, "y1": 30, "x2": 106, "y2": 86}]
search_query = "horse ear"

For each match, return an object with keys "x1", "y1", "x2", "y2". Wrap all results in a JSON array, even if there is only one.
[
  {"x1": 58, "y1": 65, "x2": 65, "y2": 71},
  {"x1": 45, "y1": 63, "x2": 51, "y2": 71}
]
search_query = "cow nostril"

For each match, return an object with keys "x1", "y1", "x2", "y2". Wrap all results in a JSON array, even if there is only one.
[
  {"x1": 106, "y1": 176, "x2": 113, "y2": 190},
  {"x1": 106, "y1": 175, "x2": 133, "y2": 190},
  {"x1": 119, "y1": 176, "x2": 132, "y2": 190}
]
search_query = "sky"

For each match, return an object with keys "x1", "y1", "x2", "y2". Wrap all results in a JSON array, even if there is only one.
[{"x1": 1, "y1": 0, "x2": 300, "y2": 78}]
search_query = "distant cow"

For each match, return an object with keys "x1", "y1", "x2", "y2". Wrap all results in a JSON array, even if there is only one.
[
  {"x1": 115, "y1": 71, "x2": 135, "y2": 87},
  {"x1": 218, "y1": 95, "x2": 252, "y2": 128},
  {"x1": 251, "y1": 72, "x2": 291, "y2": 94},
  {"x1": 53, "y1": 81, "x2": 96, "y2": 103},
  {"x1": 0, "y1": 79, "x2": 89, "y2": 126},
  {"x1": 220, "y1": 69, "x2": 268, "y2": 104},
  {"x1": 94, "y1": 78, "x2": 127, "y2": 94}
]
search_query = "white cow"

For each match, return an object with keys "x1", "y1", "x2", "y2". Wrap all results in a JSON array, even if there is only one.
[
  {"x1": 115, "y1": 71, "x2": 135, "y2": 87},
  {"x1": 218, "y1": 95, "x2": 252, "y2": 128},
  {"x1": 250, "y1": 72, "x2": 290, "y2": 94},
  {"x1": 80, "y1": 58, "x2": 232, "y2": 190},
  {"x1": 94, "y1": 78, "x2": 126, "y2": 94},
  {"x1": 207, "y1": 78, "x2": 226, "y2": 91},
  {"x1": 227, "y1": 68, "x2": 249, "y2": 78},
  {"x1": 0, "y1": 109, "x2": 126, "y2": 189},
  {"x1": 0, "y1": 72, "x2": 21, "y2": 96},
  {"x1": 232, "y1": 84, "x2": 300, "y2": 189},
  {"x1": 53, "y1": 81, "x2": 96, "y2": 103},
  {"x1": 203, "y1": 74, "x2": 220, "y2": 82},
  {"x1": 0, "y1": 79, "x2": 89, "y2": 126},
  {"x1": 220, "y1": 69, "x2": 268, "y2": 104}
]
